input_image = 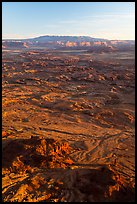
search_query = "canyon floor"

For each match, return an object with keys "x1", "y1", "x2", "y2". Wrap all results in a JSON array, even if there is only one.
[{"x1": 2, "y1": 49, "x2": 135, "y2": 202}]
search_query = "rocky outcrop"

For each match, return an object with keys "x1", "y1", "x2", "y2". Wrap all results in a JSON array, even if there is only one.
[
  {"x1": 2, "y1": 36, "x2": 135, "y2": 51},
  {"x1": 2, "y1": 41, "x2": 30, "y2": 49}
]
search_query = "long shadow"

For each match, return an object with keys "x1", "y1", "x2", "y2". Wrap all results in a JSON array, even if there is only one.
[
  {"x1": 2, "y1": 165, "x2": 135, "y2": 202},
  {"x1": 2, "y1": 137, "x2": 46, "y2": 169},
  {"x1": 2, "y1": 137, "x2": 135, "y2": 202}
]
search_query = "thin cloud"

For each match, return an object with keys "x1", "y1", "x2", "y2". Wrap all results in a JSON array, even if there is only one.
[{"x1": 56, "y1": 13, "x2": 134, "y2": 26}]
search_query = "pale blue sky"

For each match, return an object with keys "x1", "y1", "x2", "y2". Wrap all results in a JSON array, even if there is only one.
[{"x1": 2, "y1": 2, "x2": 135, "y2": 40}]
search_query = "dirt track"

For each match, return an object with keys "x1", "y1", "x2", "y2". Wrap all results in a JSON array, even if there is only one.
[{"x1": 2, "y1": 50, "x2": 135, "y2": 202}]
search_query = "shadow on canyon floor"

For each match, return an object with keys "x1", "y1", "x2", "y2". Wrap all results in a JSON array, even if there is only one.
[{"x1": 2, "y1": 137, "x2": 135, "y2": 202}]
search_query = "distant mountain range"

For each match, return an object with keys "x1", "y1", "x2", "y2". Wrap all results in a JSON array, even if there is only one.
[
  {"x1": 3, "y1": 35, "x2": 108, "y2": 42},
  {"x1": 27, "y1": 35, "x2": 109, "y2": 42},
  {"x1": 2, "y1": 35, "x2": 135, "y2": 52}
]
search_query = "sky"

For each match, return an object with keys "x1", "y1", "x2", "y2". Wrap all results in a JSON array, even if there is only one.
[{"x1": 2, "y1": 2, "x2": 135, "y2": 40}]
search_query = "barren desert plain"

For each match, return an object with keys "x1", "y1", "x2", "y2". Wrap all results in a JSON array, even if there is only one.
[{"x1": 2, "y1": 48, "x2": 135, "y2": 202}]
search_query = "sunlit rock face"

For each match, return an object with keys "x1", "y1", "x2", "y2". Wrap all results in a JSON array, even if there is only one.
[
  {"x1": 2, "y1": 35, "x2": 135, "y2": 51},
  {"x1": 2, "y1": 45, "x2": 135, "y2": 202},
  {"x1": 2, "y1": 137, "x2": 135, "y2": 202}
]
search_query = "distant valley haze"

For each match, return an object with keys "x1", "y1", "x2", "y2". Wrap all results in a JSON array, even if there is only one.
[{"x1": 2, "y1": 35, "x2": 135, "y2": 53}]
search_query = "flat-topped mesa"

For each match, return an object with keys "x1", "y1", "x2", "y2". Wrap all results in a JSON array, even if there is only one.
[{"x1": 2, "y1": 35, "x2": 135, "y2": 51}]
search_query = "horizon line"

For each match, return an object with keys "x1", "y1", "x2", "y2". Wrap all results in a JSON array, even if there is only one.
[{"x1": 2, "y1": 34, "x2": 135, "y2": 41}]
